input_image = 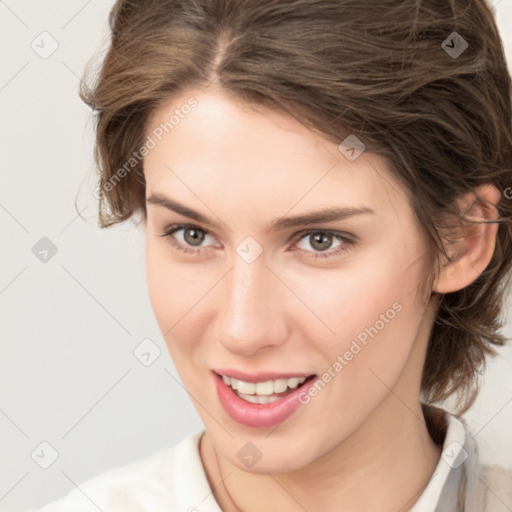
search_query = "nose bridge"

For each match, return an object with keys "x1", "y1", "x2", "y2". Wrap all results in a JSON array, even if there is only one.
[
  {"x1": 225, "y1": 254, "x2": 270, "y2": 331},
  {"x1": 219, "y1": 249, "x2": 285, "y2": 354}
]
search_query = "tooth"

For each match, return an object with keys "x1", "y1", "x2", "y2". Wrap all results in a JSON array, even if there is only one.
[
  {"x1": 273, "y1": 379, "x2": 288, "y2": 393},
  {"x1": 287, "y1": 377, "x2": 300, "y2": 389},
  {"x1": 237, "y1": 392, "x2": 259, "y2": 403},
  {"x1": 237, "y1": 380, "x2": 256, "y2": 394},
  {"x1": 236, "y1": 391, "x2": 281, "y2": 404},
  {"x1": 226, "y1": 375, "x2": 310, "y2": 395},
  {"x1": 255, "y1": 380, "x2": 274, "y2": 396},
  {"x1": 257, "y1": 395, "x2": 281, "y2": 404}
]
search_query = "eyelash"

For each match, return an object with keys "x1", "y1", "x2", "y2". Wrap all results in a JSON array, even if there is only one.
[{"x1": 157, "y1": 224, "x2": 355, "y2": 260}]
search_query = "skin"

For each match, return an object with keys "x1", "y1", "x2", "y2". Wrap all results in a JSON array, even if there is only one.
[{"x1": 142, "y1": 87, "x2": 500, "y2": 512}]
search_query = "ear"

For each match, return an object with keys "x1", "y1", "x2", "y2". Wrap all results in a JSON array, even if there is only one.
[{"x1": 432, "y1": 184, "x2": 501, "y2": 294}]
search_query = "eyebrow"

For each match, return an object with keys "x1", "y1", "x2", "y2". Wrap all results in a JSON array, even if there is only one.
[{"x1": 146, "y1": 193, "x2": 375, "y2": 232}]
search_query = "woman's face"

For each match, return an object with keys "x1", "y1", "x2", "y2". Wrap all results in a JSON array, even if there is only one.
[{"x1": 143, "y1": 88, "x2": 434, "y2": 472}]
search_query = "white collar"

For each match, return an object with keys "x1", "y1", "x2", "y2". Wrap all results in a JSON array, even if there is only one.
[
  {"x1": 173, "y1": 408, "x2": 475, "y2": 512},
  {"x1": 410, "y1": 408, "x2": 472, "y2": 511},
  {"x1": 173, "y1": 431, "x2": 222, "y2": 512}
]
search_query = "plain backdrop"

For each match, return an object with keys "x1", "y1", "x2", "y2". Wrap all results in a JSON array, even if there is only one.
[{"x1": 1, "y1": 1, "x2": 511, "y2": 510}]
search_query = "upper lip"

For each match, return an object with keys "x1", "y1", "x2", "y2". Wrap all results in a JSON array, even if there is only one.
[{"x1": 213, "y1": 369, "x2": 315, "y2": 383}]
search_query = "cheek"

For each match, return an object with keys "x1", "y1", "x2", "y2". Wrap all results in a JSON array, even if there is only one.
[
  {"x1": 145, "y1": 241, "x2": 198, "y2": 339},
  {"x1": 292, "y1": 244, "x2": 426, "y2": 376},
  {"x1": 146, "y1": 244, "x2": 176, "y2": 329},
  {"x1": 291, "y1": 263, "x2": 425, "y2": 434},
  {"x1": 294, "y1": 255, "x2": 420, "y2": 336},
  {"x1": 145, "y1": 239, "x2": 221, "y2": 362}
]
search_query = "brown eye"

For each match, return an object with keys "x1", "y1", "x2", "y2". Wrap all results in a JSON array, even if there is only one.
[
  {"x1": 309, "y1": 232, "x2": 334, "y2": 251},
  {"x1": 158, "y1": 224, "x2": 219, "y2": 256},
  {"x1": 183, "y1": 227, "x2": 206, "y2": 246},
  {"x1": 293, "y1": 229, "x2": 353, "y2": 260}
]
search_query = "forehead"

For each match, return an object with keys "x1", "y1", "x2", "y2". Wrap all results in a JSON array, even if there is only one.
[{"x1": 143, "y1": 89, "x2": 409, "y2": 222}]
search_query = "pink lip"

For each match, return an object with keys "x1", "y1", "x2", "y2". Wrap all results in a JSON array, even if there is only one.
[
  {"x1": 213, "y1": 369, "x2": 313, "y2": 383},
  {"x1": 212, "y1": 371, "x2": 318, "y2": 428}
]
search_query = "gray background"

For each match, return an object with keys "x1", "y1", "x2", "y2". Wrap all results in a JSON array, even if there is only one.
[{"x1": 1, "y1": 1, "x2": 511, "y2": 510}]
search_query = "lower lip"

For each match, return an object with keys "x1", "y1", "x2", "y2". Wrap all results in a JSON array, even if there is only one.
[{"x1": 213, "y1": 372, "x2": 318, "y2": 428}]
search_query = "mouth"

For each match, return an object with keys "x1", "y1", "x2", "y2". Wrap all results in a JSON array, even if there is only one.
[
  {"x1": 212, "y1": 370, "x2": 318, "y2": 428},
  {"x1": 215, "y1": 372, "x2": 317, "y2": 404}
]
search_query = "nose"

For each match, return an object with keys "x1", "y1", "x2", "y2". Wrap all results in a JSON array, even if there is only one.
[{"x1": 217, "y1": 252, "x2": 289, "y2": 357}]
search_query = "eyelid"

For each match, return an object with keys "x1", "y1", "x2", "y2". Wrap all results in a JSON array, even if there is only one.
[
  {"x1": 157, "y1": 223, "x2": 219, "y2": 249},
  {"x1": 158, "y1": 224, "x2": 355, "y2": 245},
  {"x1": 290, "y1": 228, "x2": 357, "y2": 245},
  {"x1": 158, "y1": 223, "x2": 356, "y2": 260}
]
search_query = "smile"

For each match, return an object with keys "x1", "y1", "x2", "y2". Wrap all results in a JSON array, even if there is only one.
[
  {"x1": 212, "y1": 370, "x2": 318, "y2": 428},
  {"x1": 220, "y1": 374, "x2": 310, "y2": 404}
]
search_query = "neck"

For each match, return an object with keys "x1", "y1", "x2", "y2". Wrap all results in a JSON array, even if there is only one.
[{"x1": 201, "y1": 398, "x2": 442, "y2": 512}]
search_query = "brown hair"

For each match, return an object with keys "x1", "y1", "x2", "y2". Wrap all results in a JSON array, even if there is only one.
[{"x1": 79, "y1": 0, "x2": 512, "y2": 414}]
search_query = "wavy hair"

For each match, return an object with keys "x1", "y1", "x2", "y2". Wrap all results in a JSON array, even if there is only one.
[{"x1": 79, "y1": 0, "x2": 512, "y2": 413}]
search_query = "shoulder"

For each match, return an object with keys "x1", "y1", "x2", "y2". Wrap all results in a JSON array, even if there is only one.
[
  {"x1": 476, "y1": 463, "x2": 512, "y2": 511},
  {"x1": 27, "y1": 431, "x2": 204, "y2": 512},
  {"x1": 420, "y1": 405, "x2": 512, "y2": 511}
]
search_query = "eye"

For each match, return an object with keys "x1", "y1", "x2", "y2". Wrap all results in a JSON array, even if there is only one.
[
  {"x1": 291, "y1": 230, "x2": 353, "y2": 259},
  {"x1": 157, "y1": 224, "x2": 354, "y2": 260},
  {"x1": 157, "y1": 224, "x2": 218, "y2": 255}
]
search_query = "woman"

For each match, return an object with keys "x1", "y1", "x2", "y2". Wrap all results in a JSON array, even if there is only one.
[{"x1": 31, "y1": 0, "x2": 512, "y2": 510}]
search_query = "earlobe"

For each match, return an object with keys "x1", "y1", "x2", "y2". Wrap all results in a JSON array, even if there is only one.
[{"x1": 432, "y1": 184, "x2": 501, "y2": 294}]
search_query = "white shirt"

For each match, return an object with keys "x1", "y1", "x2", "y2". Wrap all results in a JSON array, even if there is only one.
[{"x1": 27, "y1": 410, "x2": 481, "y2": 512}]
